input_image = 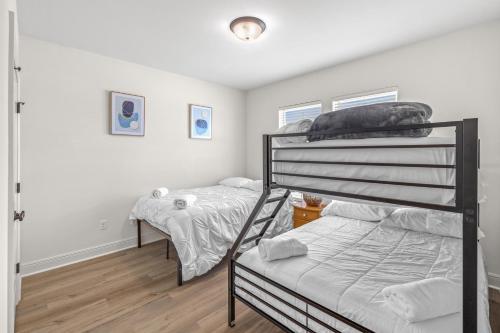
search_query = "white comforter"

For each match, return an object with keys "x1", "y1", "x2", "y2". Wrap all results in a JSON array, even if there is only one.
[
  {"x1": 274, "y1": 137, "x2": 456, "y2": 205},
  {"x1": 130, "y1": 185, "x2": 292, "y2": 281},
  {"x1": 236, "y1": 216, "x2": 491, "y2": 333}
]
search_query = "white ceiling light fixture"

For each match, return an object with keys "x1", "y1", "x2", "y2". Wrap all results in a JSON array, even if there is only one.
[{"x1": 230, "y1": 16, "x2": 266, "y2": 41}]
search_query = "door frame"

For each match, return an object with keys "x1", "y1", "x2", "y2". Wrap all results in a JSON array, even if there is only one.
[
  {"x1": 3, "y1": 10, "x2": 20, "y2": 333},
  {"x1": 10, "y1": 9, "x2": 22, "y2": 306}
]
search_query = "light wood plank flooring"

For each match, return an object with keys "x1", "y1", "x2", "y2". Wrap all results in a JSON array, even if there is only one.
[
  {"x1": 491, "y1": 288, "x2": 500, "y2": 333},
  {"x1": 16, "y1": 241, "x2": 500, "y2": 333}
]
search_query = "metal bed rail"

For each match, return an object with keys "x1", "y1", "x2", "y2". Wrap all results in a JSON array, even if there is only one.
[{"x1": 228, "y1": 119, "x2": 479, "y2": 333}]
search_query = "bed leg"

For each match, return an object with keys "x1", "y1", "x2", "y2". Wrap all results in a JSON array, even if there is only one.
[
  {"x1": 228, "y1": 259, "x2": 235, "y2": 327},
  {"x1": 176, "y1": 256, "x2": 183, "y2": 286},
  {"x1": 166, "y1": 240, "x2": 170, "y2": 259},
  {"x1": 228, "y1": 295, "x2": 235, "y2": 327},
  {"x1": 137, "y1": 220, "x2": 142, "y2": 248}
]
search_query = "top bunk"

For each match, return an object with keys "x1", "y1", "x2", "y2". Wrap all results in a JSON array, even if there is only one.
[{"x1": 265, "y1": 120, "x2": 479, "y2": 214}]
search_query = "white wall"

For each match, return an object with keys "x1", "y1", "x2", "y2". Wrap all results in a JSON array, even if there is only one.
[
  {"x1": 245, "y1": 20, "x2": 500, "y2": 287},
  {"x1": 19, "y1": 36, "x2": 246, "y2": 274}
]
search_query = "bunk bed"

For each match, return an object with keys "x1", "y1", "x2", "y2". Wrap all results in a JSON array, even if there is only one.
[{"x1": 228, "y1": 119, "x2": 482, "y2": 332}]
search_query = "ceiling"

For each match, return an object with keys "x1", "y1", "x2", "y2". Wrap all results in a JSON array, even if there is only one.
[{"x1": 17, "y1": 0, "x2": 500, "y2": 90}]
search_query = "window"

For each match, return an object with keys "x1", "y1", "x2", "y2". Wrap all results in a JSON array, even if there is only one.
[
  {"x1": 332, "y1": 88, "x2": 398, "y2": 111},
  {"x1": 278, "y1": 102, "x2": 322, "y2": 127}
]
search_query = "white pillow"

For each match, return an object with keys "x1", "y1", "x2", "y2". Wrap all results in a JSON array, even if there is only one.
[
  {"x1": 379, "y1": 208, "x2": 486, "y2": 239},
  {"x1": 218, "y1": 177, "x2": 253, "y2": 188},
  {"x1": 241, "y1": 180, "x2": 263, "y2": 192},
  {"x1": 321, "y1": 200, "x2": 395, "y2": 222},
  {"x1": 274, "y1": 119, "x2": 312, "y2": 145}
]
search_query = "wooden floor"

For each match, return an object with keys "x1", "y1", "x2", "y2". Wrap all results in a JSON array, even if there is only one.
[
  {"x1": 15, "y1": 241, "x2": 280, "y2": 333},
  {"x1": 491, "y1": 288, "x2": 500, "y2": 333},
  {"x1": 16, "y1": 241, "x2": 500, "y2": 333}
]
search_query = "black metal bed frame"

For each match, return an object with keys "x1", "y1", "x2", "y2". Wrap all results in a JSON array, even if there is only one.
[
  {"x1": 136, "y1": 219, "x2": 183, "y2": 286},
  {"x1": 228, "y1": 119, "x2": 479, "y2": 333}
]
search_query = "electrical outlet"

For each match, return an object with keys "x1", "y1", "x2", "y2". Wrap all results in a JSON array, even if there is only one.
[{"x1": 99, "y1": 219, "x2": 108, "y2": 230}]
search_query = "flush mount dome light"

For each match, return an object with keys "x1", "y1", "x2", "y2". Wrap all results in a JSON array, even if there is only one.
[{"x1": 230, "y1": 16, "x2": 266, "y2": 41}]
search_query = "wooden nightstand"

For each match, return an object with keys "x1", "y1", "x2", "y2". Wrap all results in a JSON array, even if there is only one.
[{"x1": 292, "y1": 202, "x2": 326, "y2": 228}]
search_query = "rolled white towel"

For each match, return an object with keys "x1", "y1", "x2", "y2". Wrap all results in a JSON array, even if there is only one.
[
  {"x1": 174, "y1": 194, "x2": 197, "y2": 209},
  {"x1": 152, "y1": 187, "x2": 169, "y2": 199},
  {"x1": 258, "y1": 238, "x2": 308, "y2": 261},
  {"x1": 381, "y1": 277, "x2": 461, "y2": 323}
]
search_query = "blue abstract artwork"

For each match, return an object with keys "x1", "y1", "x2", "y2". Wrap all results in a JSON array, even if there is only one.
[
  {"x1": 110, "y1": 92, "x2": 145, "y2": 136},
  {"x1": 190, "y1": 105, "x2": 212, "y2": 139}
]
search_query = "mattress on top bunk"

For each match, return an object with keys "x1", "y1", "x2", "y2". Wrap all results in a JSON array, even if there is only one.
[
  {"x1": 235, "y1": 216, "x2": 491, "y2": 333},
  {"x1": 273, "y1": 137, "x2": 456, "y2": 206}
]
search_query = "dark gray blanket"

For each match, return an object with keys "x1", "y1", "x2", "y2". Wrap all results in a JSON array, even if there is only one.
[{"x1": 307, "y1": 102, "x2": 433, "y2": 142}]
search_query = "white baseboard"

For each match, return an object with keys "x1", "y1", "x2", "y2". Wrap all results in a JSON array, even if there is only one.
[
  {"x1": 489, "y1": 272, "x2": 500, "y2": 289},
  {"x1": 21, "y1": 231, "x2": 164, "y2": 277}
]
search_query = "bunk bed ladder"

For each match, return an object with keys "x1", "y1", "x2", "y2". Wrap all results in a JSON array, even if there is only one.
[
  {"x1": 240, "y1": 190, "x2": 291, "y2": 247},
  {"x1": 227, "y1": 188, "x2": 290, "y2": 327},
  {"x1": 228, "y1": 134, "x2": 292, "y2": 327}
]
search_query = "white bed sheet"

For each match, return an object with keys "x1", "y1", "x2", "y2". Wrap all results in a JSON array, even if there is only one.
[
  {"x1": 273, "y1": 137, "x2": 456, "y2": 205},
  {"x1": 235, "y1": 216, "x2": 491, "y2": 333},
  {"x1": 130, "y1": 185, "x2": 292, "y2": 282}
]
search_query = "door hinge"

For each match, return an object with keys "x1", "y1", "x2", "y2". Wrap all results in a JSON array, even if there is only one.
[
  {"x1": 14, "y1": 210, "x2": 25, "y2": 222},
  {"x1": 16, "y1": 263, "x2": 20, "y2": 274},
  {"x1": 478, "y1": 139, "x2": 481, "y2": 169},
  {"x1": 16, "y1": 101, "x2": 25, "y2": 114},
  {"x1": 16, "y1": 182, "x2": 20, "y2": 193},
  {"x1": 14, "y1": 66, "x2": 21, "y2": 72}
]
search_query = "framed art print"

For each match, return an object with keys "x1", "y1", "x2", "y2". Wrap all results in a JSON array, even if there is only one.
[
  {"x1": 189, "y1": 104, "x2": 212, "y2": 139},
  {"x1": 110, "y1": 91, "x2": 145, "y2": 136}
]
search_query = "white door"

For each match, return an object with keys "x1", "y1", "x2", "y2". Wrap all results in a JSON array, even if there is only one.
[{"x1": 8, "y1": 9, "x2": 22, "y2": 319}]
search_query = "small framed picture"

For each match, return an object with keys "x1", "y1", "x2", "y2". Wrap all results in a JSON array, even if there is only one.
[
  {"x1": 189, "y1": 104, "x2": 212, "y2": 140},
  {"x1": 110, "y1": 91, "x2": 145, "y2": 136}
]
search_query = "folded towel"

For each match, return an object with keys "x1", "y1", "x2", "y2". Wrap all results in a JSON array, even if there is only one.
[
  {"x1": 381, "y1": 277, "x2": 461, "y2": 323},
  {"x1": 174, "y1": 194, "x2": 197, "y2": 209},
  {"x1": 258, "y1": 238, "x2": 308, "y2": 261},
  {"x1": 152, "y1": 187, "x2": 169, "y2": 199}
]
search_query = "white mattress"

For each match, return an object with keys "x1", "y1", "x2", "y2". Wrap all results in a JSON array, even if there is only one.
[
  {"x1": 130, "y1": 185, "x2": 292, "y2": 281},
  {"x1": 273, "y1": 137, "x2": 456, "y2": 206},
  {"x1": 235, "y1": 216, "x2": 491, "y2": 333}
]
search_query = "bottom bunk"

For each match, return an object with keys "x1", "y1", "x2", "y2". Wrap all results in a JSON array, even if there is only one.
[{"x1": 234, "y1": 216, "x2": 490, "y2": 333}]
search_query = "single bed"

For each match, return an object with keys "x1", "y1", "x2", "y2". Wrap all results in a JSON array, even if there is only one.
[
  {"x1": 130, "y1": 184, "x2": 292, "y2": 285},
  {"x1": 234, "y1": 216, "x2": 491, "y2": 333}
]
